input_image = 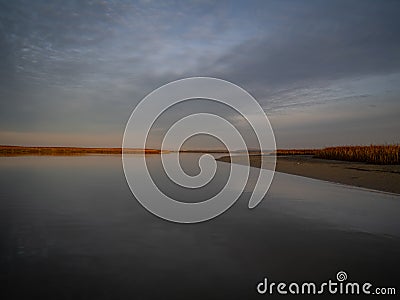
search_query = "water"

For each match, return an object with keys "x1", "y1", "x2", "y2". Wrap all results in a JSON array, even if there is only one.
[{"x1": 1, "y1": 155, "x2": 399, "y2": 299}]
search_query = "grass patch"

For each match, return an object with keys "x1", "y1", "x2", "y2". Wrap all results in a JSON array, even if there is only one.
[{"x1": 315, "y1": 145, "x2": 399, "y2": 165}]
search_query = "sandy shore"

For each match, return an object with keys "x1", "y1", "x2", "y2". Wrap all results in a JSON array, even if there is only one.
[{"x1": 217, "y1": 155, "x2": 400, "y2": 194}]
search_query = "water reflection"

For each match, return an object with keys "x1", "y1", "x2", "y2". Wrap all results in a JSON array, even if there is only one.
[{"x1": 0, "y1": 155, "x2": 399, "y2": 299}]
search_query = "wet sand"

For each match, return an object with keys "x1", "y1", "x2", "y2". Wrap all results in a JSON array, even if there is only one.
[{"x1": 218, "y1": 155, "x2": 400, "y2": 194}]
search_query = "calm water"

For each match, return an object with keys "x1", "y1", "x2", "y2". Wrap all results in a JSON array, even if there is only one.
[{"x1": 1, "y1": 155, "x2": 399, "y2": 299}]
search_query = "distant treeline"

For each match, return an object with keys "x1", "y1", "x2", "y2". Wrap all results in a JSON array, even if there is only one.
[
  {"x1": 0, "y1": 146, "x2": 163, "y2": 156},
  {"x1": 276, "y1": 145, "x2": 399, "y2": 165}
]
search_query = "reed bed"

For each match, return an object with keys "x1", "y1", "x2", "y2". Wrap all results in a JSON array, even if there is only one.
[
  {"x1": 315, "y1": 145, "x2": 400, "y2": 165},
  {"x1": 275, "y1": 145, "x2": 399, "y2": 164}
]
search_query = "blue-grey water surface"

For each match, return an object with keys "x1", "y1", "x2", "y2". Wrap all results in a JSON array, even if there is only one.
[{"x1": 1, "y1": 154, "x2": 399, "y2": 299}]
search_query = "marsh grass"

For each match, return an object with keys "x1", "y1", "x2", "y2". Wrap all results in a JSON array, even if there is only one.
[
  {"x1": 315, "y1": 145, "x2": 400, "y2": 165},
  {"x1": 0, "y1": 146, "x2": 162, "y2": 156},
  {"x1": 274, "y1": 145, "x2": 399, "y2": 164}
]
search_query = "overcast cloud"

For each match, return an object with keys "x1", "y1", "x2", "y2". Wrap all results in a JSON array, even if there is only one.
[{"x1": 0, "y1": 0, "x2": 399, "y2": 147}]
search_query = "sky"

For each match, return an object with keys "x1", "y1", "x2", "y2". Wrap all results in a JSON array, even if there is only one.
[{"x1": 0, "y1": 0, "x2": 399, "y2": 148}]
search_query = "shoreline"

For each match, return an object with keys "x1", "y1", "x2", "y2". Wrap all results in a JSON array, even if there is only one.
[
  {"x1": 217, "y1": 155, "x2": 400, "y2": 194},
  {"x1": 2, "y1": 145, "x2": 399, "y2": 194}
]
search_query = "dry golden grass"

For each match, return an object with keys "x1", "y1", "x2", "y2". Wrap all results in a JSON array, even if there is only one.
[
  {"x1": 0, "y1": 146, "x2": 163, "y2": 156},
  {"x1": 2, "y1": 144, "x2": 399, "y2": 164},
  {"x1": 315, "y1": 145, "x2": 400, "y2": 165},
  {"x1": 274, "y1": 145, "x2": 399, "y2": 164}
]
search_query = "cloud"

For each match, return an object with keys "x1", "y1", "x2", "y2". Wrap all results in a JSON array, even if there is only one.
[
  {"x1": 0, "y1": 0, "x2": 399, "y2": 146},
  {"x1": 211, "y1": 1, "x2": 400, "y2": 89}
]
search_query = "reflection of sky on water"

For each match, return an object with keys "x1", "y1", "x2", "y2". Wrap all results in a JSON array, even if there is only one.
[{"x1": 1, "y1": 154, "x2": 399, "y2": 298}]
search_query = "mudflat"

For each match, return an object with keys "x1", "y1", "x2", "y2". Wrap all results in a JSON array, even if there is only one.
[{"x1": 217, "y1": 155, "x2": 400, "y2": 194}]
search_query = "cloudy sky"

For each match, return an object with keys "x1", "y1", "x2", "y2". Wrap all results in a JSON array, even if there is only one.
[{"x1": 0, "y1": 0, "x2": 399, "y2": 148}]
